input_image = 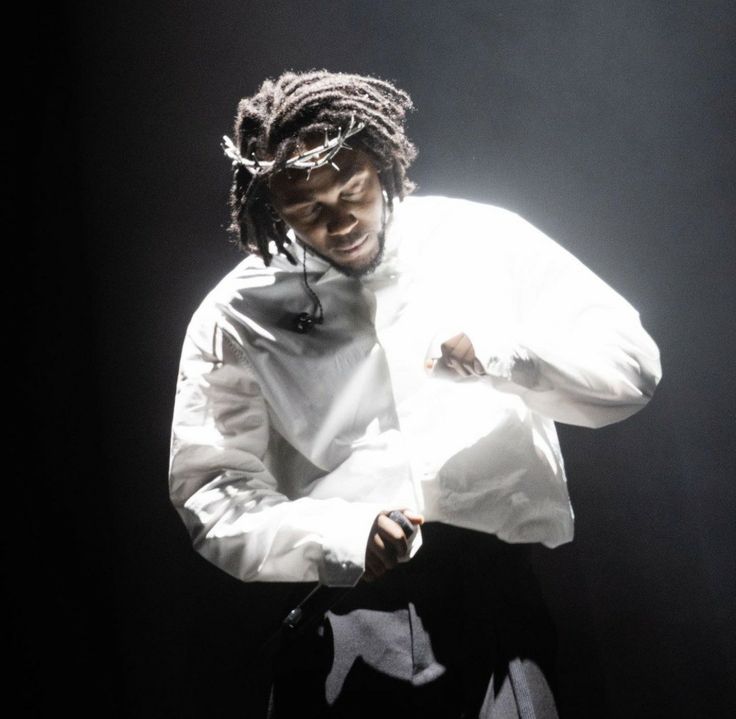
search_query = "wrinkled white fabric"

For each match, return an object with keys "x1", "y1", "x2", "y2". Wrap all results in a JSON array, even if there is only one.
[{"x1": 168, "y1": 196, "x2": 661, "y2": 587}]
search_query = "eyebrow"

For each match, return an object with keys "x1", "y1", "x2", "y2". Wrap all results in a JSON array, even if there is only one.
[{"x1": 280, "y1": 164, "x2": 366, "y2": 209}]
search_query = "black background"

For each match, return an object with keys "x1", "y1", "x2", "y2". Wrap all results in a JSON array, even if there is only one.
[{"x1": 15, "y1": 2, "x2": 735, "y2": 716}]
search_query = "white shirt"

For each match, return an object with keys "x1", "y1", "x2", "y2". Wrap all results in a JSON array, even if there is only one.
[{"x1": 168, "y1": 196, "x2": 661, "y2": 587}]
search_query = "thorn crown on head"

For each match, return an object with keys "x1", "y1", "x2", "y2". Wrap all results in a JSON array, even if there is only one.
[{"x1": 222, "y1": 115, "x2": 366, "y2": 179}]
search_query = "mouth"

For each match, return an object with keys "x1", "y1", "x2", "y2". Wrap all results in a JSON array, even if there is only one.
[{"x1": 332, "y1": 234, "x2": 369, "y2": 256}]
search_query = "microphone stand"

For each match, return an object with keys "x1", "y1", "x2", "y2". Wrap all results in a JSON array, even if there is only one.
[{"x1": 253, "y1": 511, "x2": 417, "y2": 704}]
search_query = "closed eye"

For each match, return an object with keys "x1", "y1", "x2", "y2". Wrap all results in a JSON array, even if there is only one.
[
  {"x1": 341, "y1": 184, "x2": 365, "y2": 200},
  {"x1": 295, "y1": 203, "x2": 320, "y2": 220}
]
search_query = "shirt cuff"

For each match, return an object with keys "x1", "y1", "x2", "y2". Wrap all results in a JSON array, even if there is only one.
[
  {"x1": 318, "y1": 501, "x2": 384, "y2": 587},
  {"x1": 486, "y1": 345, "x2": 552, "y2": 390}
]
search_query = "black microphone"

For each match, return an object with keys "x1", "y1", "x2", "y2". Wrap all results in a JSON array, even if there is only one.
[
  {"x1": 388, "y1": 510, "x2": 419, "y2": 542},
  {"x1": 278, "y1": 510, "x2": 417, "y2": 632}
]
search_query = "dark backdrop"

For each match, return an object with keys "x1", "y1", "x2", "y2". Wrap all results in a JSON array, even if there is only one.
[{"x1": 16, "y1": 2, "x2": 734, "y2": 717}]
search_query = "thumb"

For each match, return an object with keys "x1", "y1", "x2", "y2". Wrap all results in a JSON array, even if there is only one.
[{"x1": 401, "y1": 510, "x2": 425, "y2": 525}]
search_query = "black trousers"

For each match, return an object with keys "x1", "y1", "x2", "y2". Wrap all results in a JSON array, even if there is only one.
[{"x1": 269, "y1": 523, "x2": 559, "y2": 719}]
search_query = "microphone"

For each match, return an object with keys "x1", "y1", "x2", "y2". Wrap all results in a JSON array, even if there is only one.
[{"x1": 388, "y1": 510, "x2": 419, "y2": 541}]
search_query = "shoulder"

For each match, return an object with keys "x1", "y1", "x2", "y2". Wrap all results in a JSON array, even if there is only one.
[
  {"x1": 391, "y1": 194, "x2": 541, "y2": 255},
  {"x1": 394, "y1": 194, "x2": 525, "y2": 232},
  {"x1": 185, "y1": 253, "x2": 288, "y2": 336},
  {"x1": 199, "y1": 254, "x2": 272, "y2": 304}
]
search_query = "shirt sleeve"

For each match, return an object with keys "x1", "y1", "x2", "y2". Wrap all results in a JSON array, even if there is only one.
[
  {"x1": 460, "y1": 206, "x2": 662, "y2": 428},
  {"x1": 167, "y1": 305, "x2": 384, "y2": 586}
]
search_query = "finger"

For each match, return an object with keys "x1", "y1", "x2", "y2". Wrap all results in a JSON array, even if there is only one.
[
  {"x1": 448, "y1": 358, "x2": 472, "y2": 377},
  {"x1": 444, "y1": 357, "x2": 469, "y2": 377},
  {"x1": 454, "y1": 335, "x2": 475, "y2": 364},
  {"x1": 455, "y1": 362, "x2": 473, "y2": 377},
  {"x1": 453, "y1": 338, "x2": 479, "y2": 372},
  {"x1": 399, "y1": 510, "x2": 425, "y2": 526},
  {"x1": 464, "y1": 357, "x2": 486, "y2": 376},
  {"x1": 441, "y1": 333, "x2": 473, "y2": 362},
  {"x1": 442, "y1": 356, "x2": 466, "y2": 376},
  {"x1": 440, "y1": 332, "x2": 467, "y2": 356},
  {"x1": 441, "y1": 336, "x2": 480, "y2": 377},
  {"x1": 377, "y1": 514, "x2": 410, "y2": 551},
  {"x1": 369, "y1": 532, "x2": 399, "y2": 570},
  {"x1": 376, "y1": 515, "x2": 409, "y2": 558}
]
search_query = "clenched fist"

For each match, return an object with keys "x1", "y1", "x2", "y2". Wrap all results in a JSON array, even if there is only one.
[
  {"x1": 363, "y1": 509, "x2": 424, "y2": 582},
  {"x1": 426, "y1": 332, "x2": 486, "y2": 377}
]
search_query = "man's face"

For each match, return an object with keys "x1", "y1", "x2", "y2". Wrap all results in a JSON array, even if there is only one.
[{"x1": 268, "y1": 146, "x2": 386, "y2": 277}]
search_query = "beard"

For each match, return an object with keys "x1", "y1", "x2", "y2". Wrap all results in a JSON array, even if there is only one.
[
  {"x1": 331, "y1": 229, "x2": 386, "y2": 278},
  {"x1": 299, "y1": 227, "x2": 387, "y2": 279}
]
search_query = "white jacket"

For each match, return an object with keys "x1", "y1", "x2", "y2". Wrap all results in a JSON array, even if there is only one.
[{"x1": 168, "y1": 196, "x2": 661, "y2": 586}]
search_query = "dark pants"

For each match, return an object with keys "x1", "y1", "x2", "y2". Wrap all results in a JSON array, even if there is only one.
[{"x1": 269, "y1": 523, "x2": 559, "y2": 719}]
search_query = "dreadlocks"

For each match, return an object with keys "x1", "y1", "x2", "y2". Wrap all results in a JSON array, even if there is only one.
[{"x1": 226, "y1": 70, "x2": 417, "y2": 264}]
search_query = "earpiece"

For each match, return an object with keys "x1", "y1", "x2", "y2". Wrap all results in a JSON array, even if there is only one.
[
  {"x1": 294, "y1": 244, "x2": 324, "y2": 333},
  {"x1": 294, "y1": 312, "x2": 316, "y2": 334}
]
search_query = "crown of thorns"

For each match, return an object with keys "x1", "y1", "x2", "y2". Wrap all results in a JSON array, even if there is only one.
[{"x1": 222, "y1": 115, "x2": 366, "y2": 178}]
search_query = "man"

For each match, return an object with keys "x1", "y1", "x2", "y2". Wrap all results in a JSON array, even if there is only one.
[{"x1": 168, "y1": 70, "x2": 661, "y2": 717}]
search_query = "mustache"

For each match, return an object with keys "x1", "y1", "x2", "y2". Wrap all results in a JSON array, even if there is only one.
[{"x1": 328, "y1": 231, "x2": 368, "y2": 250}]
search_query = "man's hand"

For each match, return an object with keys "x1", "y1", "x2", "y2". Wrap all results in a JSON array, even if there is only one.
[
  {"x1": 363, "y1": 509, "x2": 424, "y2": 582},
  {"x1": 426, "y1": 332, "x2": 486, "y2": 377}
]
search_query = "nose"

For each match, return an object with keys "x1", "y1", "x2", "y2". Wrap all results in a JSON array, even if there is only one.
[{"x1": 325, "y1": 206, "x2": 358, "y2": 236}]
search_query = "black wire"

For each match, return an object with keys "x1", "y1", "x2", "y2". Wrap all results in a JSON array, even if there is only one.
[{"x1": 301, "y1": 243, "x2": 324, "y2": 325}]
